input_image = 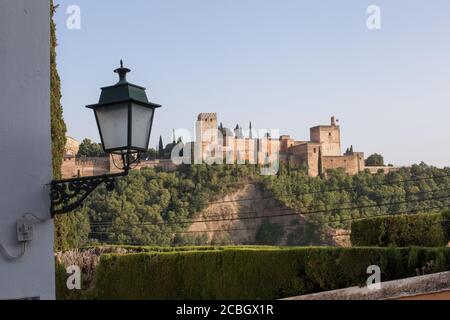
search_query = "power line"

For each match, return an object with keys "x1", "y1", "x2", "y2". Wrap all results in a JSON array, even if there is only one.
[
  {"x1": 89, "y1": 194, "x2": 450, "y2": 228},
  {"x1": 89, "y1": 203, "x2": 450, "y2": 238},
  {"x1": 87, "y1": 173, "x2": 450, "y2": 243},
  {"x1": 90, "y1": 186, "x2": 450, "y2": 226},
  {"x1": 98, "y1": 173, "x2": 450, "y2": 215}
]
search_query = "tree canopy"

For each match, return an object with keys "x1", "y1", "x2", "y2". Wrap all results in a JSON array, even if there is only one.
[
  {"x1": 263, "y1": 162, "x2": 450, "y2": 243},
  {"x1": 365, "y1": 153, "x2": 385, "y2": 166},
  {"x1": 68, "y1": 164, "x2": 260, "y2": 248},
  {"x1": 51, "y1": 1, "x2": 71, "y2": 250},
  {"x1": 77, "y1": 138, "x2": 105, "y2": 158},
  {"x1": 64, "y1": 161, "x2": 450, "y2": 248}
]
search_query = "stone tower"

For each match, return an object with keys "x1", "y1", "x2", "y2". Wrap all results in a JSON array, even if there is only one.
[
  {"x1": 196, "y1": 113, "x2": 218, "y2": 144},
  {"x1": 310, "y1": 116, "x2": 341, "y2": 156},
  {"x1": 196, "y1": 113, "x2": 220, "y2": 163}
]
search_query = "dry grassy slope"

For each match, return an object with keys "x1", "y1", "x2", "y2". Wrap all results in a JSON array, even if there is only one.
[
  {"x1": 189, "y1": 183, "x2": 351, "y2": 246},
  {"x1": 188, "y1": 184, "x2": 321, "y2": 246}
]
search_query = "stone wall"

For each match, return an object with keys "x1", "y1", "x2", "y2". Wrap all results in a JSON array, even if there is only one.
[
  {"x1": 61, "y1": 155, "x2": 177, "y2": 179},
  {"x1": 289, "y1": 143, "x2": 321, "y2": 176},
  {"x1": 133, "y1": 159, "x2": 177, "y2": 172},
  {"x1": 279, "y1": 135, "x2": 295, "y2": 153},
  {"x1": 283, "y1": 271, "x2": 450, "y2": 300},
  {"x1": 0, "y1": 0, "x2": 55, "y2": 299},
  {"x1": 65, "y1": 136, "x2": 79, "y2": 157},
  {"x1": 61, "y1": 157, "x2": 78, "y2": 178},
  {"x1": 365, "y1": 166, "x2": 402, "y2": 174},
  {"x1": 322, "y1": 152, "x2": 364, "y2": 176}
]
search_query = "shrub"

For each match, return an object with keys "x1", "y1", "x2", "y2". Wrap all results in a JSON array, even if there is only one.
[
  {"x1": 351, "y1": 213, "x2": 448, "y2": 247},
  {"x1": 56, "y1": 246, "x2": 450, "y2": 300},
  {"x1": 365, "y1": 153, "x2": 384, "y2": 166},
  {"x1": 255, "y1": 219, "x2": 284, "y2": 245}
]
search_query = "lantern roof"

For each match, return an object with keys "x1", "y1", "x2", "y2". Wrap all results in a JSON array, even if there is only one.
[{"x1": 87, "y1": 60, "x2": 162, "y2": 109}]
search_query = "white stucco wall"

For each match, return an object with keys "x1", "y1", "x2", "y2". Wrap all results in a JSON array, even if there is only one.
[{"x1": 0, "y1": 0, "x2": 55, "y2": 299}]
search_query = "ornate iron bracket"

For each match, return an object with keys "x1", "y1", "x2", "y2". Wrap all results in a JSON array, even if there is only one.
[{"x1": 50, "y1": 171, "x2": 128, "y2": 217}]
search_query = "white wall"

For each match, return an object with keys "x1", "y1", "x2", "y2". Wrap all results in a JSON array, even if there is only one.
[{"x1": 0, "y1": 0, "x2": 55, "y2": 299}]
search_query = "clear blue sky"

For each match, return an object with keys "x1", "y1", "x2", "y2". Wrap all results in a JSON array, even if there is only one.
[{"x1": 55, "y1": 0, "x2": 450, "y2": 167}]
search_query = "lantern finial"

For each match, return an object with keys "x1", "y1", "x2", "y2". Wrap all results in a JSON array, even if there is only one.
[{"x1": 114, "y1": 60, "x2": 131, "y2": 84}]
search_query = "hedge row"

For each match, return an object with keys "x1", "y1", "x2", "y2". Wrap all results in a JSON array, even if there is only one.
[
  {"x1": 351, "y1": 212, "x2": 450, "y2": 247},
  {"x1": 57, "y1": 246, "x2": 450, "y2": 300},
  {"x1": 97, "y1": 245, "x2": 286, "y2": 252}
]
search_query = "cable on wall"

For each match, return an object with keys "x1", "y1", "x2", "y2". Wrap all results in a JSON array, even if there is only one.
[
  {"x1": 0, "y1": 213, "x2": 48, "y2": 261},
  {"x1": 0, "y1": 242, "x2": 26, "y2": 261}
]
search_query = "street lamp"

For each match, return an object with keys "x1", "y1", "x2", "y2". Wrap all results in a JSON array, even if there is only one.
[{"x1": 50, "y1": 61, "x2": 161, "y2": 216}]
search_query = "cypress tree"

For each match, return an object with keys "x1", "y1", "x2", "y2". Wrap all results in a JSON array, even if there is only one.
[
  {"x1": 51, "y1": 1, "x2": 70, "y2": 250},
  {"x1": 158, "y1": 135, "x2": 164, "y2": 158},
  {"x1": 50, "y1": 0, "x2": 67, "y2": 180}
]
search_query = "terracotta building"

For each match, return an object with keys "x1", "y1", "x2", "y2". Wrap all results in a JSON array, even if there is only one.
[
  {"x1": 62, "y1": 114, "x2": 367, "y2": 178},
  {"x1": 280, "y1": 116, "x2": 364, "y2": 176},
  {"x1": 195, "y1": 113, "x2": 365, "y2": 177},
  {"x1": 61, "y1": 137, "x2": 175, "y2": 178}
]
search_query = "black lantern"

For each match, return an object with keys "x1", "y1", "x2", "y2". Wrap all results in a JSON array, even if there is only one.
[
  {"x1": 50, "y1": 61, "x2": 161, "y2": 216},
  {"x1": 87, "y1": 60, "x2": 161, "y2": 170}
]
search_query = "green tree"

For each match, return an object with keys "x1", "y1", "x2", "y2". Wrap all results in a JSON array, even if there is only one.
[
  {"x1": 365, "y1": 153, "x2": 385, "y2": 166},
  {"x1": 158, "y1": 136, "x2": 164, "y2": 158},
  {"x1": 51, "y1": 1, "x2": 70, "y2": 251},
  {"x1": 255, "y1": 219, "x2": 284, "y2": 245},
  {"x1": 50, "y1": 1, "x2": 67, "y2": 179},
  {"x1": 69, "y1": 164, "x2": 261, "y2": 247},
  {"x1": 77, "y1": 138, "x2": 105, "y2": 157},
  {"x1": 262, "y1": 161, "x2": 450, "y2": 243},
  {"x1": 142, "y1": 148, "x2": 157, "y2": 160}
]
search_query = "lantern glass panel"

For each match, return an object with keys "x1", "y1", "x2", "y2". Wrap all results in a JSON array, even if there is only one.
[
  {"x1": 95, "y1": 102, "x2": 129, "y2": 151},
  {"x1": 131, "y1": 103, "x2": 153, "y2": 150}
]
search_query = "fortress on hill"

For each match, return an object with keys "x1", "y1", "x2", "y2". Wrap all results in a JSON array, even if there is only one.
[
  {"x1": 195, "y1": 113, "x2": 364, "y2": 177},
  {"x1": 62, "y1": 114, "x2": 392, "y2": 179}
]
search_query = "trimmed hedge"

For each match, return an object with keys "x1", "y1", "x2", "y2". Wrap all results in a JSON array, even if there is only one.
[
  {"x1": 102, "y1": 245, "x2": 285, "y2": 252},
  {"x1": 351, "y1": 212, "x2": 450, "y2": 247},
  {"x1": 57, "y1": 246, "x2": 450, "y2": 300}
]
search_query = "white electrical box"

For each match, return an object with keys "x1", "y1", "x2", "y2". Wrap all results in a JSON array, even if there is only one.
[{"x1": 17, "y1": 219, "x2": 33, "y2": 242}]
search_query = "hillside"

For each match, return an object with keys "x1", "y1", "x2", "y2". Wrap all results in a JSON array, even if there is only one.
[
  {"x1": 189, "y1": 183, "x2": 349, "y2": 246},
  {"x1": 61, "y1": 162, "x2": 450, "y2": 248}
]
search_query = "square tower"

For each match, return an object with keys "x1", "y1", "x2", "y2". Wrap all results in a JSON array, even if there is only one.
[
  {"x1": 310, "y1": 116, "x2": 341, "y2": 156},
  {"x1": 196, "y1": 113, "x2": 220, "y2": 162},
  {"x1": 196, "y1": 113, "x2": 218, "y2": 144}
]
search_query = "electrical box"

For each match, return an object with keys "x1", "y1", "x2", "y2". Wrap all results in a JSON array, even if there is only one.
[{"x1": 17, "y1": 219, "x2": 33, "y2": 242}]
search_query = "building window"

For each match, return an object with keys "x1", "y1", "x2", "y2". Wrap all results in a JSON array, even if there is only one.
[
  {"x1": 328, "y1": 132, "x2": 332, "y2": 137},
  {"x1": 313, "y1": 148, "x2": 317, "y2": 153}
]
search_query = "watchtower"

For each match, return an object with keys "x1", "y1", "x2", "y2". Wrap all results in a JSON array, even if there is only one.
[{"x1": 310, "y1": 116, "x2": 341, "y2": 156}]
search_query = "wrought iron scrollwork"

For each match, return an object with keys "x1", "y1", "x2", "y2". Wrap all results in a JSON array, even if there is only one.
[{"x1": 50, "y1": 171, "x2": 128, "y2": 216}]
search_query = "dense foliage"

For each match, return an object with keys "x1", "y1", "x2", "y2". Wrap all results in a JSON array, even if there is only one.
[
  {"x1": 50, "y1": 1, "x2": 67, "y2": 180},
  {"x1": 56, "y1": 246, "x2": 450, "y2": 300},
  {"x1": 51, "y1": 1, "x2": 72, "y2": 250},
  {"x1": 351, "y1": 211, "x2": 450, "y2": 247},
  {"x1": 255, "y1": 219, "x2": 284, "y2": 245},
  {"x1": 263, "y1": 163, "x2": 450, "y2": 242},
  {"x1": 77, "y1": 138, "x2": 105, "y2": 158},
  {"x1": 142, "y1": 147, "x2": 157, "y2": 160},
  {"x1": 64, "y1": 162, "x2": 450, "y2": 248},
  {"x1": 365, "y1": 153, "x2": 385, "y2": 166},
  {"x1": 71, "y1": 164, "x2": 260, "y2": 248}
]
